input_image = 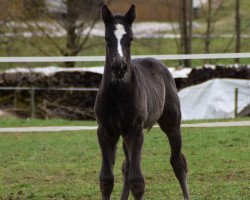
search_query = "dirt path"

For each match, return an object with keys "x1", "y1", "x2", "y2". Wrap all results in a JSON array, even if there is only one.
[{"x1": 0, "y1": 121, "x2": 249, "y2": 133}]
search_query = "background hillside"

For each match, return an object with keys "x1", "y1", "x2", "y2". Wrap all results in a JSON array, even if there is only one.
[{"x1": 0, "y1": 0, "x2": 249, "y2": 69}]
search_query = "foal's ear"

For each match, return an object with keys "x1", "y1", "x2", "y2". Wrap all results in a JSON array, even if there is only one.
[
  {"x1": 124, "y1": 4, "x2": 136, "y2": 25},
  {"x1": 102, "y1": 5, "x2": 113, "y2": 25}
]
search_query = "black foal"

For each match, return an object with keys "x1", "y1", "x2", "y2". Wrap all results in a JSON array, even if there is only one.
[{"x1": 94, "y1": 4, "x2": 190, "y2": 200}]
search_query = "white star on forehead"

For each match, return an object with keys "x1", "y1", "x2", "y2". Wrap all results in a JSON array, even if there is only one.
[{"x1": 114, "y1": 23, "x2": 126, "y2": 57}]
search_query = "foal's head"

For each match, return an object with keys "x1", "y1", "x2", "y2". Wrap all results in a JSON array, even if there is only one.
[{"x1": 102, "y1": 5, "x2": 136, "y2": 80}]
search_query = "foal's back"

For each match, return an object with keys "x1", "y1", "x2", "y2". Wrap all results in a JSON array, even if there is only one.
[
  {"x1": 132, "y1": 57, "x2": 176, "y2": 85},
  {"x1": 132, "y1": 57, "x2": 181, "y2": 128}
]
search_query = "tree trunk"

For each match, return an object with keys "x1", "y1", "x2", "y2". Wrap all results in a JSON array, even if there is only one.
[
  {"x1": 180, "y1": 0, "x2": 192, "y2": 67},
  {"x1": 64, "y1": 25, "x2": 78, "y2": 67},
  {"x1": 204, "y1": 0, "x2": 212, "y2": 63},
  {"x1": 235, "y1": 0, "x2": 241, "y2": 63},
  {"x1": 64, "y1": 0, "x2": 79, "y2": 67},
  {"x1": 179, "y1": 0, "x2": 184, "y2": 66},
  {"x1": 188, "y1": 0, "x2": 193, "y2": 65}
]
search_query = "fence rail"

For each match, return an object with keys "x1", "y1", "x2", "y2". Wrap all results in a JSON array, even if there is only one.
[
  {"x1": 0, "y1": 87, "x2": 99, "y2": 119},
  {"x1": 0, "y1": 86, "x2": 242, "y2": 119},
  {"x1": 0, "y1": 87, "x2": 99, "y2": 91},
  {"x1": 0, "y1": 53, "x2": 249, "y2": 119},
  {"x1": 0, "y1": 52, "x2": 250, "y2": 63}
]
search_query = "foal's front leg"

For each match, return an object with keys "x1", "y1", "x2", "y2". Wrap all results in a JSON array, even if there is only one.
[
  {"x1": 121, "y1": 141, "x2": 130, "y2": 200},
  {"x1": 124, "y1": 129, "x2": 145, "y2": 200},
  {"x1": 98, "y1": 127, "x2": 119, "y2": 200}
]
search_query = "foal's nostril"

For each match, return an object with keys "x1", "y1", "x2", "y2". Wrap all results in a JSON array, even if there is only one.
[
  {"x1": 121, "y1": 63, "x2": 127, "y2": 71},
  {"x1": 112, "y1": 62, "x2": 127, "y2": 78},
  {"x1": 112, "y1": 64, "x2": 120, "y2": 73},
  {"x1": 112, "y1": 65, "x2": 115, "y2": 71},
  {"x1": 112, "y1": 62, "x2": 126, "y2": 71}
]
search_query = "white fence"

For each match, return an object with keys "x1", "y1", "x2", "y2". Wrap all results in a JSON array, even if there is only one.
[
  {"x1": 0, "y1": 53, "x2": 249, "y2": 119},
  {"x1": 0, "y1": 52, "x2": 250, "y2": 62}
]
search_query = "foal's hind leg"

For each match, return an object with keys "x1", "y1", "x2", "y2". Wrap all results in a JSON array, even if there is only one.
[
  {"x1": 124, "y1": 129, "x2": 145, "y2": 200},
  {"x1": 158, "y1": 111, "x2": 190, "y2": 200}
]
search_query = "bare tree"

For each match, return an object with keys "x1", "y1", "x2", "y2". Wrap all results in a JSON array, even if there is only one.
[
  {"x1": 199, "y1": 0, "x2": 224, "y2": 64},
  {"x1": 0, "y1": 0, "x2": 20, "y2": 63},
  {"x1": 179, "y1": 0, "x2": 192, "y2": 67},
  {"x1": 20, "y1": 0, "x2": 104, "y2": 67},
  {"x1": 204, "y1": 0, "x2": 212, "y2": 63},
  {"x1": 235, "y1": 0, "x2": 241, "y2": 63},
  {"x1": 60, "y1": 0, "x2": 104, "y2": 67},
  {"x1": 188, "y1": 0, "x2": 193, "y2": 56}
]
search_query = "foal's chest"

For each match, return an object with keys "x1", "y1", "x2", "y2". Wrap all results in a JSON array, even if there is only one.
[
  {"x1": 105, "y1": 98, "x2": 134, "y2": 117},
  {"x1": 99, "y1": 96, "x2": 138, "y2": 127}
]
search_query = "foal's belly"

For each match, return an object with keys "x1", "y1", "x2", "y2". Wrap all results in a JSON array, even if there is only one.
[
  {"x1": 143, "y1": 94, "x2": 165, "y2": 129},
  {"x1": 133, "y1": 59, "x2": 167, "y2": 129},
  {"x1": 143, "y1": 83, "x2": 166, "y2": 129},
  {"x1": 103, "y1": 99, "x2": 163, "y2": 133}
]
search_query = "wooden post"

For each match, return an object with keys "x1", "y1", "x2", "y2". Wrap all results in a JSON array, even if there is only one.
[
  {"x1": 30, "y1": 87, "x2": 35, "y2": 119},
  {"x1": 13, "y1": 91, "x2": 17, "y2": 108},
  {"x1": 234, "y1": 88, "x2": 238, "y2": 118},
  {"x1": 204, "y1": 0, "x2": 212, "y2": 64}
]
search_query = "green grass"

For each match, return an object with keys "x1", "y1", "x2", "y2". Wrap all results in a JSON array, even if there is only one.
[
  {"x1": 189, "y1": 0, "x2": 250, "y2": 35},
  {"x1": 211, "y1": 0, "x2": 250, "y2": 34},
  {"x1": 0, "y1": 126, "x2": 249, "y2": 199},
  {"x1": 0, "y1": 118, "x2": 97, "y2": 127}
]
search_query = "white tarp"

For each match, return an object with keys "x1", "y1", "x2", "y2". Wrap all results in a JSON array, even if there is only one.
[{"x1": 179, "y1": 78, "x2": 250, "y2": 120}]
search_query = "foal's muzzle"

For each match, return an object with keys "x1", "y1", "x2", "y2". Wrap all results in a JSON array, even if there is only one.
[{"x1": 112, "y1": 60, "x2": 127, "y2": 79}]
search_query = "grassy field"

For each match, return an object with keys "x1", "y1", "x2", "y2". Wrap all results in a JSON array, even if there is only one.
[
  {"x1": 0, "y1": 126, "x2": 249, "y2": 199},
  {"x1": 194, "y1": 0, "x2": 250, "y2": 34}
]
